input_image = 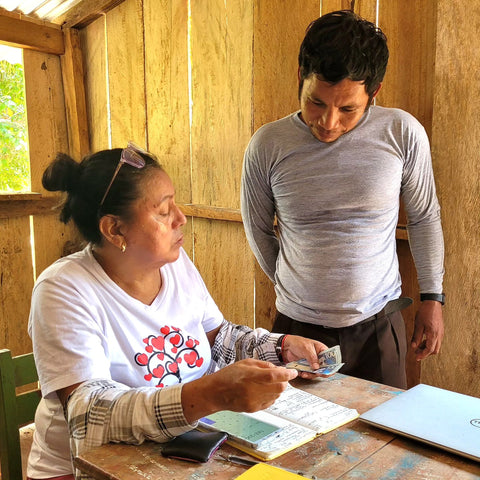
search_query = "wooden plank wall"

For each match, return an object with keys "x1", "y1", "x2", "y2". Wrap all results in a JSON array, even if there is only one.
[
  {"x1": 80, "y1": 0, "x2": 319, "y2": 327},
  {"x1": 0, "y1": 50, "x2": 73, "y2": 356},
  {"x1": 427, "y1": 0, "x2": 480, "y2": 396},
  {"x1": 376, "y1": 1, "x2": 437, "y2": 387},
  {"x1": 78, "y1": 0, "x2": 478, "y2": 395}
]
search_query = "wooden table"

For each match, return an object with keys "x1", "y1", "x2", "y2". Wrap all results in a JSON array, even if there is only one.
[{"x1": 74, "y1": 374, "x2": 480, "y2": 480}]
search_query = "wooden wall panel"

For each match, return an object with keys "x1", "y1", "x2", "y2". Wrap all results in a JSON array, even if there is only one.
[
  {"x1": 321, "y1": 0, "x2": 376, "y2": 19},
  {"x1": 188, "y1": 1, "x2": 255, "y2": 324},
  {"x1": 376, "y1": 1, "x2": 437, "y2": 387},
  {"x1": 377, "y1": 0, "x2": 436, "y2": 133},
  {"x1": 23, "y1": 50, "x2": 73, "y2": 277},
  {"x1": 353, "y1": 1, "x2": 377, "y2": 22},
  {"x1": 189, "y1": 0, "x2": 252, "y2": 209},
  {"x1": 106, "y1": 0, "x2": 146, "y2": 148},
  {"x1": 61, "y1": 28, "x2": 90, "y2": 160},
  {"x1": 0, "y1": 217, "x2": 34, "y2": 355},
  {"x1": 144, "y1": 0, "x2": 190, "y2": 203},
  {"x1": 321, "y1": 0, "x2": 352, "y2": 14},
  {"x1": 426, "y1": 0, "x2": 480, "y2": 396},
  {"x1": 81, "y1": 16, "x2": 110, "y2": 152},
  {"x1": 193, "y1": 219, "x2": 255, "y2": 326},
  {"x1": 0, "y1": 50, "x2": 72, "y2": 356},
  {"x1": 143, "y1": 0, "x2": 193, "y2": 257},
  {"x1": 252, "y1": 0, "x2": 320, "y2": 131}
]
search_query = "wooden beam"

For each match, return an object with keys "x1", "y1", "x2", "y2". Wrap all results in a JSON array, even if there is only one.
[
  {"x1": 61, "y1": 28, "x2": 90, "y2": 160},
  {"x1": 0, "y1": 196, "x2": 411, "y2": 246},
  {"x1": 0, "y1": 196, "x2": 61, "y2": 219},
  {"x1": 53, "y1": 0, "x2": 125, "y2": 28},
  {"x1": 0, "y1": 12, "x2": 64, "y2": 55},
  {"x1": 179, "y1": 204, "x2": 243, "y2": 223}
]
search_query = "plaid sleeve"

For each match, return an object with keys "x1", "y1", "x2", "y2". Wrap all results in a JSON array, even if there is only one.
[
  {"x1": 66, "y1": 379, "x2": 196, "y2": 480},
  {"x1": 207, "y1": 319, "x2": 283, "y2": 373}
]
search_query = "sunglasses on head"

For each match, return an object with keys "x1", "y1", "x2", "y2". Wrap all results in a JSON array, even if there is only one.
[{"x1": 99, "y1": 142, "x2": 148, "y2": 206}]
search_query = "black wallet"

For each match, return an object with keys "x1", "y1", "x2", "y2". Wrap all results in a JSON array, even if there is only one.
[{"x1": 161, "y1": 430, "x2": 228, "y2": 463}]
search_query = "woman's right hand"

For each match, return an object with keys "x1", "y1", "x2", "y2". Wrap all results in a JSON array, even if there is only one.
[{"x1": 181, "y1": 358, "x2": 298, "y2": 423}]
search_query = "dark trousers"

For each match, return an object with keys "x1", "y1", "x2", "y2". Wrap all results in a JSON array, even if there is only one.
[{"x1": 273, "y1": 310, "x2": 407, "y2": 389}]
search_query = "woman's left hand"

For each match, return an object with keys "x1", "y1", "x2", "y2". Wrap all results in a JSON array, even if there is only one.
[{"x1": 281, "y1": 335, "x2": 329, "y2": 379}]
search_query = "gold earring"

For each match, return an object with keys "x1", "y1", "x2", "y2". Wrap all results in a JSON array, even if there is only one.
[{"x1": 121, "y1": 243, "x2": 126, "y2": 253}]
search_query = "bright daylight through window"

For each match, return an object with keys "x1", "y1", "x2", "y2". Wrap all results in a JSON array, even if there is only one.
[{"x1": 0, "y1": 44, "x2": 30, "y2": 192}]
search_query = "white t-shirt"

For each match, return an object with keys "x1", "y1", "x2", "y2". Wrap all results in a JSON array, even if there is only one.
[{"x1": 27, "y1": 245, "x2": 224, "y2": 477}]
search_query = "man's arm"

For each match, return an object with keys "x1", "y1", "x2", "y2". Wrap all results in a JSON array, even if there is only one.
[
  {"x1": 407, "y1": 218, "x2": 445, "y2": 360},
  {"x1": 402, "y1": 118, "x2": 445, "y2": 360},
  {"x1": 240, "y1": 146, "x2": 279, "y2": 282}
]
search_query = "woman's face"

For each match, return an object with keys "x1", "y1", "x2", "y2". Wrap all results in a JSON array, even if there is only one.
[{"x1": 121, "y1": 169, "x2": 186, "y2": 268}]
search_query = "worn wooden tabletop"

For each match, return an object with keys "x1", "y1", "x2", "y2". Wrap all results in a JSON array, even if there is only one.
[{"x1": 74, "y1": 374, "x2": 480, "y2": 480}]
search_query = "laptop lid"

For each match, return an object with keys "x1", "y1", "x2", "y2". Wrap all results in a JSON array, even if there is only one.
[{"x1": 359, "y1": 383, "x2": 480, "y2": 462}]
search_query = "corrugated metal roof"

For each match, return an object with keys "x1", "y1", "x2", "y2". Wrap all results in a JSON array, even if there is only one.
[{"x1": 0, "y1": 0, "x2": 83, "y2": 23}]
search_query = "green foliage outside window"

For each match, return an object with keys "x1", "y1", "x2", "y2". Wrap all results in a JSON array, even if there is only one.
[{"x1": 0, "y1": 59, "x2": 30, "y2": 192}]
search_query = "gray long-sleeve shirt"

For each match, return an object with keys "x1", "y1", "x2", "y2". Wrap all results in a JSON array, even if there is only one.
[{"x1": 241, "y1": 107, "x2": 444, "y2": 328}]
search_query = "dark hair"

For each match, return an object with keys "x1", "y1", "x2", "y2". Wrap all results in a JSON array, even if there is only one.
[
  {"x1": 298, "y1": 10, "x2": 389, "y2": 99},
  {"x1": 42, "y1": 148, "x2": 163, "y2": 244}
]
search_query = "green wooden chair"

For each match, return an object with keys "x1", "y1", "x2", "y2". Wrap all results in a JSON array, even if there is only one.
[{"x1": 0, "y1": 349, "x2": 40, "y2": 480}]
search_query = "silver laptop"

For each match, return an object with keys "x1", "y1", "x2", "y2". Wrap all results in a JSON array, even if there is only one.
[{"x1": 359, "y1": 383, "x2": 480, "y2": 462}]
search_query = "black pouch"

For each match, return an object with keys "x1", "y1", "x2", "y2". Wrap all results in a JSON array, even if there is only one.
[{"x1": 161, "y1": 430, "x2": 228, "y2": 463}]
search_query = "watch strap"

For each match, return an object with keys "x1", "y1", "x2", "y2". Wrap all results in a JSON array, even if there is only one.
[{"x1": 420, "y1": 293, "x2": 445, "y2": 305}]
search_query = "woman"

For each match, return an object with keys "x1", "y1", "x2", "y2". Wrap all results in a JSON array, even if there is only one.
[{"x1": 27, "y1": 143, "x2": 327, "y2": 479}]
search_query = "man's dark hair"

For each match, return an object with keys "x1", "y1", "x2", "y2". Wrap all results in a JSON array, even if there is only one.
[{"x1": 298, "y1": 10, "x2": 389, "y2": 99}]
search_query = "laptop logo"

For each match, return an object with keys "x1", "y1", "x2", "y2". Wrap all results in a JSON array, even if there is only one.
[{"x1": 471, "y1": 419, "x2": 480, "y2": 428}]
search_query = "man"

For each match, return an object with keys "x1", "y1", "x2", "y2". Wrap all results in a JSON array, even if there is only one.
[{"x1": 240, "y1": 10, "x2": 444, "y2": 388}]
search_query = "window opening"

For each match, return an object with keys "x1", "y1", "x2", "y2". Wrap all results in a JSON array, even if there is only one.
[{"x1": 0, "y1": 44, "x2": 31, "y2": 193}]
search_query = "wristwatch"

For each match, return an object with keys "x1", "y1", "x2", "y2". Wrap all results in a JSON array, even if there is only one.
[
  {"x1": 420, "y1": 293, "x2": 445, "y2": 305},
  {"x1": 275, "y1": 335, "x2": 287, "y2": 362}
]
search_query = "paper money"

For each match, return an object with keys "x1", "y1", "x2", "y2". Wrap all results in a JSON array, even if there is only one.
[{"x1": 286, "y1": 345, "x2": 344, "y2": 375}]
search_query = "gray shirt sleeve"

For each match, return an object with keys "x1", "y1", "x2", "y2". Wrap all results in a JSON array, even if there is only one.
[
  {"x1": 241, "y1": 144, "x2": 279, "y2": 283},
  {"x1": 401, "y1": 123, "x2": 445, "y2": 293}
]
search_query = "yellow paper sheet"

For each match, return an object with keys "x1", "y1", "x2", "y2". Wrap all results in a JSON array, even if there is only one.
[{"x1": 234, "y1": 463, "x2": 307, "y2": 479}]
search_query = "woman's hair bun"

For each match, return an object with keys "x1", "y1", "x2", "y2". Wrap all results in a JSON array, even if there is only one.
[{"x1": 42, "y1": 153, "x2": 81, "y2": 192}]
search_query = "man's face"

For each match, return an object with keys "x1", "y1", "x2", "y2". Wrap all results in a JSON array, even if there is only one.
[{"x1": 299, "y1": 74, "x2": 379, "y2": 143}]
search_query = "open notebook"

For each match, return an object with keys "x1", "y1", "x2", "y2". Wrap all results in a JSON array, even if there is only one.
[
  {"x1": 199, "y1": 384, "x2": 358, "y2": 460},
  {"x1": 359, "y1": 383, "x2": 480, "y2": 462}
]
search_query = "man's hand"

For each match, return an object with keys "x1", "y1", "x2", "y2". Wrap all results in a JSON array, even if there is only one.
[
  {"x1": 411, "y1": 300, "x2": 444, "y2": 361},
  {"x1": 281, "y1": 335, "x2": 329, "y2": 378}
]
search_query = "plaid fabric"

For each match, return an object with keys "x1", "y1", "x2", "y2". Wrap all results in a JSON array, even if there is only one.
[
  {"x1": 208, "y1": 319, "x2": 282, "y2": 372},
  {"x1": 66, "y1": 320, "x2": 282, "y2": 479}
]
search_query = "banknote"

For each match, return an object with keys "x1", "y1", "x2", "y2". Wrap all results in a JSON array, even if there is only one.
[{"x1": 286, "y1": 345, "x2": 344, "y2": 375}]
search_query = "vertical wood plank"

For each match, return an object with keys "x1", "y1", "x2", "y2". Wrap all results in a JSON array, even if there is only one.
[
  {"x1": 23, "y1": 50, "x2": 75, "y2": 276},
  {"x1": 377, "y1": 0, "x2": 436, "y2": 134},
  {"x1": 144, "y1": 0, "x2": 190, "y2": 203},
  {"x1": 106, "y1": 0, "x2": 146, "y2": 148},
  {"x1": 189, "y1": 0, "x2": 253, "y2": 208},
  {"x1": 319, "y1": 1, "x2": 378, "y2": 21},
  {"x1": 0, "y1": 217, "x2": 34, "y2": 355},
  {"x1": 61, "y1": 27, "x2": 91, "y2": 160},
  {"x1": 321, "y1": 0, "x2": 351, "y2": 14},
  {"x1": 143, "y1": 0, "x2": 193, "y2": 257},
  {"x1": 193, "y1": 219, "x2": 255, "y2": 326},
  {"x1": 397, "y1": 239, "x2": 421, "y2": 387},
  {"x1": 80, "y1": 16, "x2": 110, "y2": 152},
  {"x1": 188, "y1": 1, "x2": 255, "y2": 325},
  {"x1": 353, "y1": 0, "x2": 377, "y2": 23},
  {"x1": 425, "y1": 0, "x2": 480, "y2": 396},
  {"x1": 252, "y1": 0, "x2": 320, "y2": 131}
]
